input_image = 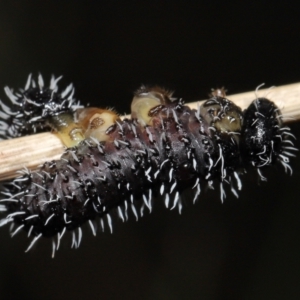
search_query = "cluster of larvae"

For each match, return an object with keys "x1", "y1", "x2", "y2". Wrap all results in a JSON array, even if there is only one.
[{"x1": 0, "y1": 75, "x2": 296, "y2": 256}]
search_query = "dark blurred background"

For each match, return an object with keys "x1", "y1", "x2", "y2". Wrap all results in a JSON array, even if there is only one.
[{"x1": 0, "y1": 1, "x2": 300, "y2": 299}]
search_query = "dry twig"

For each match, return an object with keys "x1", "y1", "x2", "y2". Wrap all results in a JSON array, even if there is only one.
[{"x1": 0, "y1": 82, "x2": 299, "y2": 181}]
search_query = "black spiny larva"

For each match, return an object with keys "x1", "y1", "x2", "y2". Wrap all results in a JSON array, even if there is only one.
[
  {"x1": 0, "y1": 75, "x2": 297, "y2": 256},
  {"x1": 0, "y1": 74, "x2": 82, "y2": 140},
  {"x1": 241, "y1": 98, "x2": 295, "y2": 176}
]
